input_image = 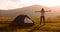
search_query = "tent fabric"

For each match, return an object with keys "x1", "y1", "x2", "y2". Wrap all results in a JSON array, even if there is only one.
[
  {"x1": 9, "y1": 15, "x2": 34, "y2": 26},
  {"x1": 24, "y1": 17, "x2": 33, "y2": 23}
]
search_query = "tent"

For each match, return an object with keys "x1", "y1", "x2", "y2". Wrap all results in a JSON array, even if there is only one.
[
  {"x1": 9, "y1": 15, "x2": 34, "y2": 27},
  {"x1": 0, "y1": 15, "x2": 34, "y2": 30}
]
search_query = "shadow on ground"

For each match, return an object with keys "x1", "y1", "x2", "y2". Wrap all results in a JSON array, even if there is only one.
[{"x1": 0, "y1": 22, "x2": 60, "y2": 32}]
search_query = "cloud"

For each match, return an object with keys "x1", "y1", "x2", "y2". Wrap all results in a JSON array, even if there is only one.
[
  {"x1": 0, "y1": 0, "x2": 60, "y2": 10},
  {"x1": 10, "y1": 0, "x2": 21, "y2": 2},
  {"x1": 7, "y1": 0, "x2": 35, "y2": 10}
]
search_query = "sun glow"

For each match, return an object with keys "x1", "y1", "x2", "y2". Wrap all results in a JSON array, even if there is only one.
[
  {"x1": 0, "y1": 0, "x2": 60, "y2": 10},
  {"x1": 36, "y1": 0, "x2": 60, "y2": 7}
]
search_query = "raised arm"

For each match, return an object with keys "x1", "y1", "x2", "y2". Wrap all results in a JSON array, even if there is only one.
[
  {"x1": 45, "y1": 10, "x2": 51, "y2": 12},
  {"x1": 35, "y1": 11, "x2": 41, "y2": 13}
]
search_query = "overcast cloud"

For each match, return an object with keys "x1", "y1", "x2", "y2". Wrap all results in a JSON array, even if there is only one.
[{"x1": 0, "y1": 0, "x2": 60, "y2": 10}]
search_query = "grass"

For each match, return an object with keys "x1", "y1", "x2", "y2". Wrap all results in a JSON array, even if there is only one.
[{"x1": 0, "y1": 18, "x2": 60, "y2": 32}]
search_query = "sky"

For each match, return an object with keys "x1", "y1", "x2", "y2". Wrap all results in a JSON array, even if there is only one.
[{"x1": 0, "y1": 0, "x2": 60, "y2": 10}]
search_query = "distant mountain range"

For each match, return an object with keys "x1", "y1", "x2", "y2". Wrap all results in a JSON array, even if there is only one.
[
  {"x1": 50, "y1": 6, "x2": 60, "y2": 18},
  {"x1": 0, "y1": 5, "x2": 60, "y2": 18}
]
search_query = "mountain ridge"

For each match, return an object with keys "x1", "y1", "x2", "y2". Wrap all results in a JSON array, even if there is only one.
[{"x1": 0, "y1": 5, "x2": 54, "y2": 18}]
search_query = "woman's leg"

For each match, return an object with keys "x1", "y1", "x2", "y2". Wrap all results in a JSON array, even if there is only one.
[
  {"x1": 40, "y1": 16, "x2": 43, "y2": 24},
  {"x1": 43, "y1": 16, "x2": 45, "y2": 24}
]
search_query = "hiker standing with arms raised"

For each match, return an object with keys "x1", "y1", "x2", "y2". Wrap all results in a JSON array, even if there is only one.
[{"x1": 35, "y1": 8, "x2": 51, "y2": 25}]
